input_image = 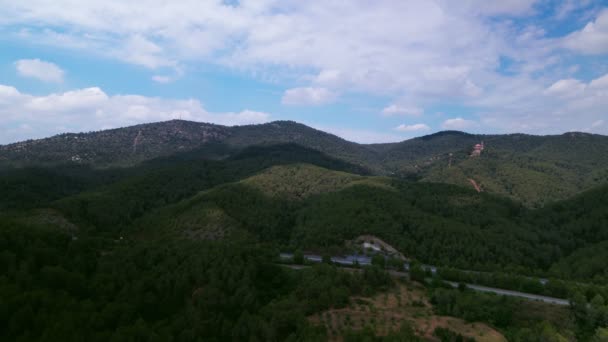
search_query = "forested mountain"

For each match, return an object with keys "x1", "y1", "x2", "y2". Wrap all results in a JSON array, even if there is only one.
[
  {"x1": 5, "y1": 141, "x2": 601, "y2": 282},
  {"x1": 2, "y1": 119, "x2": 607, "y2": 205},
  {"x1": 411, "y1": 132, "x2": 608, "y2": 206},
  {"x1": 122, "y1": 162, "x2": 606, "y2": 283},
  {"x1": 0, "y1": 120, "x2": 378, "y2": 171},
  {"x1": 2, "y1": 139, "x2": 608, "y2": 340}
]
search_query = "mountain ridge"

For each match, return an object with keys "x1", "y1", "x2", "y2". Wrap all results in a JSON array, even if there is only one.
[
  {"x1": 2, "y1": 119, "x2": 608, "y2": 205},
  {"x1": 3, "y1": 119, "x2": 606, "y2": 149}
]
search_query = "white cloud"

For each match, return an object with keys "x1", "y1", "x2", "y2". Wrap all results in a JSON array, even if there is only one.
[
  {"x1": 441, "y1": 117, "x2": 478, "y2": 130},
  {"x1": 0, "y1": 85, "x2": 22, "y2": 99},
  {"x1": 221, "y1": 110, "x2": 271, "y2": 126},
  {"x1": 589, "y1": 74, "x2": 608, "y2": 89},
  {"x1": 0, "y1": 84, "x2": 270, "y2": 144},
  {"x1": 544, "y1": 79, "x2": 586, "y2": 97},
  {"x1": 474, "y1": 73, "x2": 608, "y2": 134},
  {"x1": 455, "y1": 0, "x2": 538, "y2": 16},
  {"x1": 592, "y1": 119, "x2": 605, "y2": 128},
  {"x1": 0, "y1": 0, "x2": 547, "y2": 95},
  {"x1": 314, "y1": 69, "x2": 343, "y2": 87},
  {"x1": 1, "y1": 1, "x2": 607, "y2": 135},
  {"x1": 563, "y1": 9, "x2": 608, "y2": 54},
  {"x1": 14, "y1": 59, "x2": 64, "y2": 83},
  {"x1": 315, "y1": 125, "x2": 404, "y2": 144},
  {"x1": 382, "y1": 104, "x2": 423, "y2": 116},
  {"x1": 120, "y1": 35, "x2": 175, "y2": 69},
  {"x1": 395, "y1": 123, "x2": 430, "y2": 132},
  {"x1": 152, "y1": 75, "x2": 173, "y2": 84},
  {"x1": 281, "y1": 87, "x2": 336, "y2": 106},
  {"x1": 27, "y1": 87, "x2": 108, "y2": 112}
]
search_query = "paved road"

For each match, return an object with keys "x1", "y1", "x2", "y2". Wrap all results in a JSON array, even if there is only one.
[
  {"x1": 279, "y1": 253, "x2": 568, "y2": 306},
  {"x1": 443, "y1": 281, "x2": 569, "y2": 306}
]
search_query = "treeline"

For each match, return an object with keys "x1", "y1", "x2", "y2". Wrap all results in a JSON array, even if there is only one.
[
  {"x1": 0, "y1": 219, "x2": 394, "y2": 341},
  {"x1": 0, "y1": 165, "x2": 127, "y2": 211},
  {"x1": 52, "y1": 143, "x2": 366, "y2": 230},
  {"x1": 437, "y1": 267, "x2": 608, "y2": 301},
  {"x1": 130, "y1": 166, "x2": 608, "y2": 283},
  {"x1": 429, "y1": 282, "x2": 608, "y2": 341},
  {"x1": 3, "y1": 141, "x2": 608, "y2": 284}
]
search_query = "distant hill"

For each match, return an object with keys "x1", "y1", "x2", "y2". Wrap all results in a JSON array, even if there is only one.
[
  {"x1": 371, "y1": 131, "x2": 608, "y2": 205},
  {"x1": 49, "y1": 143, "x2": 368, "y2": 229},
  {"x1": 0, "y1": 120, "x2": 378, "y2": 170},
  {"x1": 132, "y1": 163, "x2": 608, "y2": 282},
  {"x1": 1, "y1": 119, "x2": 607, "y2": 205},
  {"x1": 2, "y1": 143, "x2": 608, "y2": 281}
]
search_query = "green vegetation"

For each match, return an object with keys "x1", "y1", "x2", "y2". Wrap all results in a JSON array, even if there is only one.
[
  {"x1": 52, "y1": 143, "x2": 367, "y2": 230},
  {"x1": 138, "y1": 163, "x2": 607, "y2": 282},
  {"x1": 428, "y1": 280, "x2": 608, "y2": 341},
  {"x1": 2, "y1": 120, "x2": 608, "y2": 205},
  {"x1": 1, "y1": 134, "x2": 607, "y2": 340},
  {"x1": 0, "y1": 218, "x2": 395, "y2": 341}
]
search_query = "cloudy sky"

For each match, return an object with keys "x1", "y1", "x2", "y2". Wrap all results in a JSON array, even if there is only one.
[{"x1": 1, "y1": 0, "x2": 607, "y2": 144}]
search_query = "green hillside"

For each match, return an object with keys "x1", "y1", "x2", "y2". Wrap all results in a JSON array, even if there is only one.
[
  {"x1": 240, "y1": 164, "x2": 390, "y2": 200},
  {"x1": 2, "y1": 144, "x2": 608, "y2": 341},
  {"x1": 406, "y1": 132, "x2": 608, "y2": 206},
  {"x1": 3, "y1": 120, "x2": 607, "y2": 205},
  {"x1": 3, "y1": 139, "x2": 598, "y2": 283},
  {"x1": 51, "y1": 144, "x2": 367, "y2": 230},
  {"x1": 126, "y1": 162, "x2": 607, "y2": 284}
]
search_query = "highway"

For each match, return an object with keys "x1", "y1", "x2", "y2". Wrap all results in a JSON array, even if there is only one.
[
  {"x1": 279, "y1": 253, "x2": 569, "y2": 306},
  {"x1": 443, "y1": 281, "x2": 569, "y2": 306}
]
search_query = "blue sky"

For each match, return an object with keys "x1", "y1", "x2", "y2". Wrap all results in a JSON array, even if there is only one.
[{"x1": 1, "y1": 0, "x2": 607, "y2": 144}]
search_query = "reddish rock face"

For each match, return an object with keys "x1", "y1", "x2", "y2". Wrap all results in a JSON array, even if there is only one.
[{"x1": 470, "y1": 141, "x2": 484, "y2": 157}]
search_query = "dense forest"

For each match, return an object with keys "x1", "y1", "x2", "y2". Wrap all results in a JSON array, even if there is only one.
[
  {"x1": 1, "y1": 138, "x2": 607, "y2": 340},
  {"x1": 1, "y1": 219, "x2": 396, "y2": 341}
]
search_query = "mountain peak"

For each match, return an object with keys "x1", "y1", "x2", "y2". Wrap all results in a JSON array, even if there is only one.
[{"x1": 419, "y1": 130, "x2": 473, "y2": 140}]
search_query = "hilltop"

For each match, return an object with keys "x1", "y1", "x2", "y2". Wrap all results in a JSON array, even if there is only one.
[
  {"x1": 2, "y1": 119, "x2": 608, "y2": 205},
  {"x1": 0, "y1": 120, "x2": 378, "y2": 170}
]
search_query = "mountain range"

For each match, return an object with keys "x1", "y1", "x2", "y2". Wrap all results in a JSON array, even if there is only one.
[
  {"x1": 2, "y1": 119, "x2": 607, "y2": 206},
  {"x1": 3, "y1": 119, "x2": 608, "y2": 341}
]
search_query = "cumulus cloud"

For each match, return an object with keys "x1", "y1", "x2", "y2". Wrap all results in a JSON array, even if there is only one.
[
  {"x1": 220, "y1": 110, "x2": 270, "y2": 125},
  {"x1": 589, "y1": 74, "x2": 608, "y2": 89},
  {"x1": 152, "y1": 75, "x2": 173, "y2": 84},
  {"x1": 544, "y1": 74, "x2": 608, "y2": 96},
  {"x1": 0, "y1": 85, "x2": 270, "y2": 144},
  {"x1": 441, "y1": 118, "x2": 478, "y2": 130},
  {"x1": 14, "y1": 59, "x2": 65, "y2": 83},
  {"x1": 0, "y1": 85, "x2": 22, "y2": 99},
  {"x1": 1, "y1": 1, "x2": 607, "y2": 136},
  {"x1": 544, "y1": 79, "x2": 586, "y2": 97},
  {"x1": 395, "y1": 123, "x2": 430, "y2": 132},
  {"x1": 475, "y1": 72, "x2": 608, "y2": 134},
  {"x1": 382, "y1": 105, "x2": 423, "y2": 116},
  {"x1": 455, "y1": 0, "x2": 537, "y2": 16},
  {"x1": 0, "y1": 1, "x2": 549, "y2": 95},
  {"x1": 281, "y1": 87, "x2": 336, "y2": 106},
  {"x1": 563, "y1": 9, "x2": 608, "y2": 54}
]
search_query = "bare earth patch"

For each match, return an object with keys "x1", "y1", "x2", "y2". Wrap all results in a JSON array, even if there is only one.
[{"x1": 309, "y1": 281, "x2": 506, "y2": 342}]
